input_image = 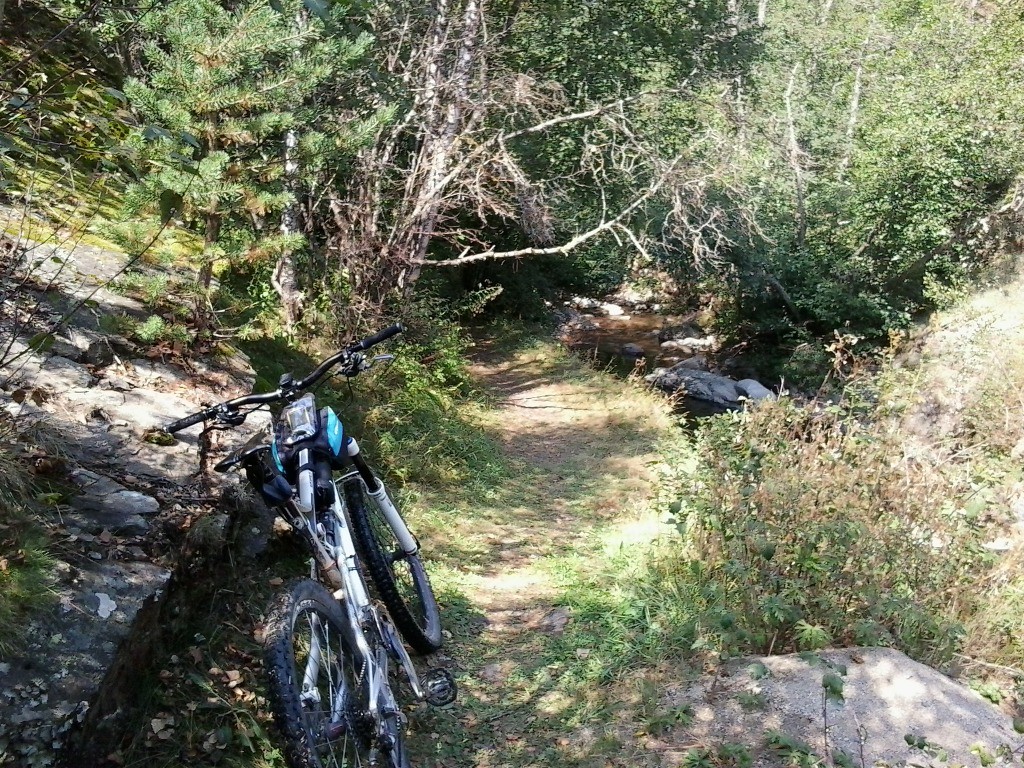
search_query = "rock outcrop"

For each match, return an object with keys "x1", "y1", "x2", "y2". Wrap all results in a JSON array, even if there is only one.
[
  {"x1": 666, "y1": 648, "x2": 1019, "y2": 768},
  {"x1": 1, "y1": 232, "x2": 268, "y2": 766},
  {"x1": 645, "y1": 363, "x2": 774, "y2": 414}
]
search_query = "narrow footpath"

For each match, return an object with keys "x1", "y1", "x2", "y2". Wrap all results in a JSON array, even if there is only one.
[{"x1": 407, "y1": 342, "x2": 683, "y2": 768}]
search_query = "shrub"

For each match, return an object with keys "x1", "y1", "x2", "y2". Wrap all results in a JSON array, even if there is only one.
[
  {"x1": 356, "y1": 298, "x2": 505, "y2": 488},
  {"x1": 656, "y1": 397, "x2": 988, "y2": 664},
  {"x1": 0, "y1": 415, "x2": 57, "y2": 655}
]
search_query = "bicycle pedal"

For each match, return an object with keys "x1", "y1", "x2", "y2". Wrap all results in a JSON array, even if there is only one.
[{"x1": 421, "y1": 668, "x2": 457, "y2": 707}]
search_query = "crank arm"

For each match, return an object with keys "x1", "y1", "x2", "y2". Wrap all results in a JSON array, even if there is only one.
[
  {"x1": 377, "y1": 613, "x2": 425, "y2": 699},
  {"x1": 376, "y1": 612, "x2": 457, "y2": 706}
]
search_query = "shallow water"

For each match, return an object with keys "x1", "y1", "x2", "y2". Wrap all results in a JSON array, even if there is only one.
[{"x1": 562, "y1": 312, "x2": 686, "y2": 374}]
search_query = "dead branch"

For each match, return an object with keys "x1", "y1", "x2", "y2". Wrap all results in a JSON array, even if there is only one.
[{"x1": 411, "y1": 155, "x2": 683, "y2": 266}]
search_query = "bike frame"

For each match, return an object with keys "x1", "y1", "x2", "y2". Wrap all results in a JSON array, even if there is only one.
[{"x1": 281, "y1": 442, "x2": 428, "y2": 748}]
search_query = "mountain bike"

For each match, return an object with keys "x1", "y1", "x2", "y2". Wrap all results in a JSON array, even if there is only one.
[{"x1": 164, "y1": 324, "x2": 456, "y2": 768}]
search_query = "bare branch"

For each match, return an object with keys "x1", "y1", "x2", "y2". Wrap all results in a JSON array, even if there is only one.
[{"x1": 411, "y1": 155, "x2": 683, "y2": 266}]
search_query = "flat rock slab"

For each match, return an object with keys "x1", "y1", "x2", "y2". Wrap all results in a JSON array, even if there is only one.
[
  {"x1": 0, "y1": 559, "x2": 169, "y2": 767},
  {"x1": 663, "y1": 648, "x2": 1018, "y2": 768}
]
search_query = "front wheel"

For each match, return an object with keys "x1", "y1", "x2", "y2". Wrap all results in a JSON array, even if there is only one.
[
  {"x1": 345, "y1": 480, "x2": 443, "y2": 655},
  {"x1": 263, "y1": 580, "x2": 409, "y2": 768}
]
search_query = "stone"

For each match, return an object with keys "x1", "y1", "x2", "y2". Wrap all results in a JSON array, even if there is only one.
[
  {"x1": 51, "y1": 328, "x2": 115, "y2": 368},
  {"x1": 568, "y1": 296, "x2": 601, "y2": 311},
  {"x1": 660, "y1": 339, "x2": 695, "y2": 354},
  {"x1": 8, "y1": 354, "x2": 94, "y2": 390},
  {"x1": 68, "y1": 468, "x2": 160, "y2": 534},
  {"x1": 735, "y1": 379, "x2": 774, "y2": 401},
  {"x1": 670, "y1": 648, "x2": 1019, "y2": 768},
  {"x1": 600, "y1": 302, "x2": 625, "y2": 316},
  {"x1": 678, "y1": 355, "x2": 710, "y2": 371},
  {"x1": 621, "y1": 343, "x2": 646, "y2": 358},
  {"x1": 128, "y1": 359, "x2": 187, "y2": 386},
  {"x1": 646, "y1": 366, "x2": 742, "y2": 409},
  {"x1": 658, "y1": 324, "x2": 703, "y2": 343}
]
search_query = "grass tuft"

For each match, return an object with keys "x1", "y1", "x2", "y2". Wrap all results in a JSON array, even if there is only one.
[{"x1": 0, "y1": 414, "x2": 58, "y2": 657}]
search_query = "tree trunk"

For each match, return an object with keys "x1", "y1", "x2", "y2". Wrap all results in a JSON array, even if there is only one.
[
  {"x1": 195, "y1": 212, "x2": 221, "y2": 329},
  {"x1": 839, "y1": 62, "x2": 862, "y2": 175},
  {"x1": 726, "y1": 0, "x2": 740, "y2": 33},
  {"x1": 784, "y1": 63, "x2": 807, "y2": 249},
  {"x1": 274, "y1": 127, "x2": 304, "y2": 331},
  {"x1": 400, "y1": 0, "x2": 483, "y2": 295},
  {"x1": 199, "y1": 213, "x2": 221, "y2": 291},
  {"x1": 272, "y1": 8, "x2": 309, "y2": 332},
  {"x1": 757, "y1": 0, "x2": 768, "y2": 26}
]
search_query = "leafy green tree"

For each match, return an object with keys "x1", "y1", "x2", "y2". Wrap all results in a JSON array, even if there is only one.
[
  {"x1": 302, "y1": 0, "x2": 757, "y2": 327},
  {"x1": 699, "y1": 0, "x2": 1024, "y2": 352}
]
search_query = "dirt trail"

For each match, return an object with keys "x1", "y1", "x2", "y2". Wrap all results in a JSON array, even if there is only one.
[
  {"x1": 413, "y1": 345, "x2": 678, "y2": 767},
  {"x1": 465, "y1": 352, "x2": 659, "y2": 602}
]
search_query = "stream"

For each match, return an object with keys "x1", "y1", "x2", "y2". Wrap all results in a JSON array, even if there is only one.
[{"x1": 559, "y1": 309, "x2": 698, "y2": 376}]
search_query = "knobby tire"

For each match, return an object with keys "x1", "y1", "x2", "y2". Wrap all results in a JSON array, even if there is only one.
[
  {"x1": 345, "y1": 480, "x2": 443, "y2": 655},
  {"x1": 263, "y1": 580, "x2": 409, "y2": 768}
]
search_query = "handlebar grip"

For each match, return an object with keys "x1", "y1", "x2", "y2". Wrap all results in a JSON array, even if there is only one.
[
  {"x1": 352, "y1": 323, "x2": 405, "y2": 352},
  {"x1": 165, "y1": 407, "x2": 215, "y2": 433}
]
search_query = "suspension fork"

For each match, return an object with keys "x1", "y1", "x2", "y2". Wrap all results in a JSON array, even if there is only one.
[{"x1": 345, "y1": 437, "x2": 418, "y2": 556}]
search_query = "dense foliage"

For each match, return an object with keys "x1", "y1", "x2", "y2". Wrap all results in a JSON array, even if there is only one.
[{"x1": 4, "y1": 0, "x2": 1023, "y2": 357}]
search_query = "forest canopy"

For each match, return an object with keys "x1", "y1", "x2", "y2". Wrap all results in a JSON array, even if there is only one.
[{"x1": 2, "y1": 0, "x2": 1023, "y2": 363}]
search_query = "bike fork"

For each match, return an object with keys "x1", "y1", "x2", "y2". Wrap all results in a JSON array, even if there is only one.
[{"x1": 346, "y1": 438, "x2": 418, "y2": 555}]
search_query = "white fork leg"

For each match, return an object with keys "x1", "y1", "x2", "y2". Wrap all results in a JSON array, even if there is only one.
[{"x1": 301, "y1": 613, "x2": 323, "y2": 704}]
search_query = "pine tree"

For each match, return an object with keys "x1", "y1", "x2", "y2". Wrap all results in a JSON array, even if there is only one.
[{"x1": 122, "y1": 0, "x2": 367, "y2": 330}]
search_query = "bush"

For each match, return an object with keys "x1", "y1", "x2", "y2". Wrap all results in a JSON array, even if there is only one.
[
  {"x1": 0, "y1": 415, "x2": 57, "y2": 655},
  {"x1": 655, "y1": 397, "x2": 988, "y2": 664},
  {"x1": 356, "y1": 298, "x2": 506, "y2": 488}
]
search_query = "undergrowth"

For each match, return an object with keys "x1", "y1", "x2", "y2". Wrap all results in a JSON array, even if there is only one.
[
  {"x1": 557, "y1": 389, "x2": 1001, "y2": 680},
  {"x1": 0, "y1": 414, "x2": 57, "y2": 657}
]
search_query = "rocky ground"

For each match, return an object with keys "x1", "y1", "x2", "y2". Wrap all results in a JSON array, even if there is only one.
[{"x1": 0, "y1": 230, "x2": 267, "y2": 766}]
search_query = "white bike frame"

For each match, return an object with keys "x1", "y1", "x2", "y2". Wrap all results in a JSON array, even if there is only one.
[{"x1": 287, "y1": 447, "x2": 427, "y2": 748}]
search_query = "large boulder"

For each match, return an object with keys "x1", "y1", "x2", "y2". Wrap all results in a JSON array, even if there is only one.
[
  {"x1": 646, "y1": 364, "x2": 773, "y2": 413},
  {"x1": 621, "y1": 343, "x2": 646, "y2": 358},
  {"x1": 664, "y1": 648, "x2": 1019, "y2": 768},
  {"x1": 646, "y1": 366, "x2": 741, "y2": 408},
  {"x1": 736, "y1": 379, "x2": 774, "y2": 401}
]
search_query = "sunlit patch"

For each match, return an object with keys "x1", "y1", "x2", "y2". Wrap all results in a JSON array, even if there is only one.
[
  {"x1": 535, "y1": 689, "x2": 574, "y2": 715},
  {"x1": 600, "y1": 511, "x2": 669, "y2": 555}
]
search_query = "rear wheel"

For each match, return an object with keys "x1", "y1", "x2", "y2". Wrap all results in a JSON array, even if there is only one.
[
  {"x1": 264, "y1": 580, "x2": 409, "y2": 768},
  {"x1": 345, "y1": 480, "x2": 442, "y2": 655}
]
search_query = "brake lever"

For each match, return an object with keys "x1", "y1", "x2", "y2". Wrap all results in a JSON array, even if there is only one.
[
  {"x1": 358, "y1": 354, "x2": 393, "y2": 373},
  {"x1": 221, "y1": 409, "x2": 247, "y2": 426},
  {"x1": 200, "y1": 408, "x2": 247, "y2": 435}
]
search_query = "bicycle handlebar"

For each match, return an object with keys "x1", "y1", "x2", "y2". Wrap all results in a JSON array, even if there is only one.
[
  {"x1": 164, "y1": 407, "x2": 218, "y2": 434},
  {"x1": 163, "y1": 324, "x2": 405, "y2": 434},
  {"x1": 352, "y1": 323, "x2": 404, "y2": 351}
]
